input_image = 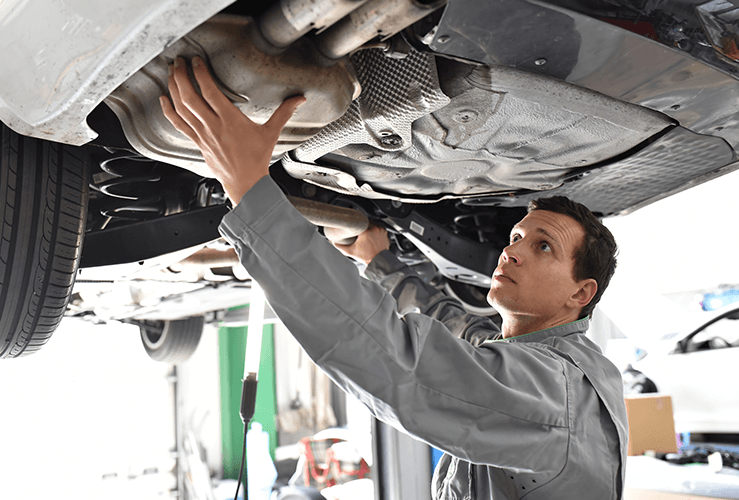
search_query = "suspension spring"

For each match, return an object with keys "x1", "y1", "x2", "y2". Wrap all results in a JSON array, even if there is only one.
[{"x1": 92, "y1": 152, "x2": 166, "y2": 222}]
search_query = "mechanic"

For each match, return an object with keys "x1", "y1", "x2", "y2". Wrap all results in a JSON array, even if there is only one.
[{"x1": 161, "y1": 56, "x2": 629, "y2": 499}]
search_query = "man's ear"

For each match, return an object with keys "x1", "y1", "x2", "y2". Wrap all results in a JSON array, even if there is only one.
[{"x1": 568, "y1": 279, "x2": 597, "y2": 310}]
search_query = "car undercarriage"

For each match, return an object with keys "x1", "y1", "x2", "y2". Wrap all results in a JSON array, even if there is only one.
[{"x1": 2, "y1": 0, "x2": 739, "y2": 357}]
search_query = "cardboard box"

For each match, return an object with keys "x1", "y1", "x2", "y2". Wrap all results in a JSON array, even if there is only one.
[{"x1": 624, "y1": 394, "x2": 677, "y2": 456}]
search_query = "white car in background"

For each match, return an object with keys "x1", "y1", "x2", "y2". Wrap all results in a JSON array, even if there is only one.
[{"x1": 627, "y1": 303, "x2": 739, "y2": 435}]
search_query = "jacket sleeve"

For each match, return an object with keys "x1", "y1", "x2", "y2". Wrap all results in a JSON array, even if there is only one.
[
  {"x1": 219, "y1": 177, "x2": 569, "y2": 473},
  {"x1": 365, "y1": 250, "x2": 501, "y2": 347}
]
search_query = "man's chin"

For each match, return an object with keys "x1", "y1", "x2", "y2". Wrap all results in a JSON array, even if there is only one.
[
  {"x1": 486, "y1": 289, "x2": 500, "y2": 308},
  {"x1": 487, "y1": 290, "x2": 518, "y2": 314}
]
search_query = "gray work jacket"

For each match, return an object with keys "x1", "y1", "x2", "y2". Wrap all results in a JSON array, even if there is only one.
[{"x1": 219, "y1": 177, "x2": 629, "y2": 500}]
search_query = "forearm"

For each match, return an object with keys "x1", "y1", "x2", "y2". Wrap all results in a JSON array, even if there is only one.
[{"x1": 366, "y1": 251, "x2": 500, "y2": 345}]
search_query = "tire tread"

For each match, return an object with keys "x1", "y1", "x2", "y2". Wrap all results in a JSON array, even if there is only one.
[
  {"x1": 0, "y1": 124, "x2": 89, "y2": 358},
  {"x1": 140, "y1": 317, "x2": 205, "y2": 364}
]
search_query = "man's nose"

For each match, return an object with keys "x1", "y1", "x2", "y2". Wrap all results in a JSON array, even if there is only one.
[{"x1": 501, "y1": 244, "x2": 520, "y2": 264}]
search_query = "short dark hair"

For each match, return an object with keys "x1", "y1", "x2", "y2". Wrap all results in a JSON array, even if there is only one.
[{"x1": 528, "y1": 196, "x2": 618, "y2": 319}]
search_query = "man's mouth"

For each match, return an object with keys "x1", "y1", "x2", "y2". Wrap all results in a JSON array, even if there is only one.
[{"x1": 494, "y1": 273, "x2": 515, "y2": 284}]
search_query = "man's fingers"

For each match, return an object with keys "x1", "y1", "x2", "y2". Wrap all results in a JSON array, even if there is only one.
[
  {"x1": 265, "y1": 95, "x2": 306, "y2": 137},
  {"x1": 160, "y1": 96, "x2": 199, "y2": 143},
  {"x1": 191, "y1": 56, "x2": 240, "y2": 119},
  {"x1": 171, "y1": 57, "x2": 219, "y2": 126},
  {"x1": 167, "y1": 69, "x2": 209, "y2": 139}
]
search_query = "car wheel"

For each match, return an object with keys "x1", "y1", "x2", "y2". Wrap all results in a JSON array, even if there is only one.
[
  {"x1": 0, "y1": 123, "x2": 89, "y2": 358},
  {"x1": 622, "y1": 365, "x2": 658, "y2": 394},
  {"x1": 139, "y1": 316, "x2": 205, "y2": 363}
]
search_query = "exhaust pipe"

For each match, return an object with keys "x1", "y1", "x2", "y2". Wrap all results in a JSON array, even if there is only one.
[
  {"x1": 259, "y1": 0, "x2": 372, "y2": 48},
  {"x1": 260, "y1": 0, "x2": 447, "y2": 59},
  {"x1": 287, "y1": 196, "x2": 369, "y2": 245},
  {"x1": 173, "y1": 197, "x2": 370, "y2": 274},
  {"x1": 314, "y1": 0, "x2": 447, "y2": 59}
]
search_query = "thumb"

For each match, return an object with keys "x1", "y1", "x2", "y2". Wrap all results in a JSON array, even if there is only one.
[{"x1": 265, "y1": 95, "x2": 306, "y2": 135}]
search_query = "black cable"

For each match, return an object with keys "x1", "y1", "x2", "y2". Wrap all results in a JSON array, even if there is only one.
[
  {"x1": 234, "y1": 420, "x2": 249, "y2": 500},
  {"x1": 234, "y1": 375, "x2": 259, "y2": 500}
]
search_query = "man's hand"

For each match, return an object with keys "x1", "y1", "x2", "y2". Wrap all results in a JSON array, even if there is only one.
[
  {"x1": 333, "y1": 225, "x2": 390, "y2": 265},
  {"x1": 160, "y1": 56, "x2": 305, "y2": 205}
]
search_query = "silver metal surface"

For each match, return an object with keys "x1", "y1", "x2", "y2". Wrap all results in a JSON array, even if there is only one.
[
  {"x1": 374, "y1": 420, "x2": 433, "y2": 500},
  {"x1": 292, "y1": 47, "x2": 450, "y2": 163},
  {"x1": 286, "y1": 54, "x2": 673, "y2": 202},
  {"x1": 259, "y1": 0, "x2": 372, "y2": 48},
  {"x1": 466, "y1": 126, "x2": 737, "y2": 217},
  {"x1": 106, "y1": 15, "x2": 360, "y2": 178},
  {"x1": 395, "y1": 227, "x2": 493, "y2": 286},
  {"x1": 429, "y1": 0, "x2": 739, "y2": 152},
  {"x1": 314, "y1": 0, "x2": 447, "y2": 59}
]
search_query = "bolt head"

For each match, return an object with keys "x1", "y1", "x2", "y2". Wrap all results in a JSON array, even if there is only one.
[
  {"x1": 453, "y1": 109, "x2": 478, "y2": 123},
  {"x1": 380, "y1": 134, "x2": 403, "y2": 147}
]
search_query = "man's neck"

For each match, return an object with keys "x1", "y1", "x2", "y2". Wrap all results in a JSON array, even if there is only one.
[{"x1": 500, "y1": 312, "x2": 578, "y2": 339}]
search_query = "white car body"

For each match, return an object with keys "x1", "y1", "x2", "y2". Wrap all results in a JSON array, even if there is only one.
[
  {"x1": 0, "y1": 0, "x2": 232, "y2": 145},
  {"x1": 631, "y1": 304, "x2": 739, "y2": 434}
]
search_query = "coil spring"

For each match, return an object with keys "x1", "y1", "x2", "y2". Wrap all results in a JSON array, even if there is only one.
[
  {"x1": 451, "y1": 202, "x2": 500, "y2": 244},
  {"x1": 93, "y1": 152, "x2": 165, "y2": 221}
]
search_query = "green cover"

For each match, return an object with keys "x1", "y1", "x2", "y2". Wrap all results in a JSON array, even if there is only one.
[{"x1": 219, "y1": 322, "x2": 277, "y2": 479}]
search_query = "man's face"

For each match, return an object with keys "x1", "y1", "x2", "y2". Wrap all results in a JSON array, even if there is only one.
[{"x1": 487, "y1": 210, "x2": 586, "y2": 322}]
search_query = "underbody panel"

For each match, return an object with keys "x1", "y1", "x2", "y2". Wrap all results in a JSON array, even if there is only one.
[
  {"x1": 4, "y1": 0, "x2": 739, "y2": 289},
  {"x1": 284, "y1": 51, "x2": 674, "y2": 205},
  {"x1": 94, "y1": 1, "x2": 739, "y2": 217}
]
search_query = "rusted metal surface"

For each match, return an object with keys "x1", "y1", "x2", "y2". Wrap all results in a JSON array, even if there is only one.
[
  {"x1": 259, "y1": 0, "x2": 372, "y2": 48},
  {"x1": 176, "y1": 247, "x2": 240, "y2": 268},
  {"x1": 287, "y1": 196, "x2": 369, "y2": 244},
  {"x1": 314, "y1": 0, "x2": 447, "y2": 59},
  {"x1": 105, "y1": 15, "x2": 360, "y2": 178}
]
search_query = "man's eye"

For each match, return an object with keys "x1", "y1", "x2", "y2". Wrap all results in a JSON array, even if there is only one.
[
  {"x1": 540, "y1": 242, "x2": 551, "y2": 252},
  {"x1": 510, "y1": 234, "x2": 521, "y2": 243}
]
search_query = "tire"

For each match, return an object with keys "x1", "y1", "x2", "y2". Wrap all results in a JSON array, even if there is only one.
[
  {"x1": 0, "y1": 123, "x2": 89, "y2": 358},
  {"x1": 139, "y1": 316, "x2": 205, "y2": 363}
]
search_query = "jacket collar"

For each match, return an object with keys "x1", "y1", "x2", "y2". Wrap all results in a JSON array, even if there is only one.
[{"x1": 491, "y1": 318, "x2": 590, "y2": 344}]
